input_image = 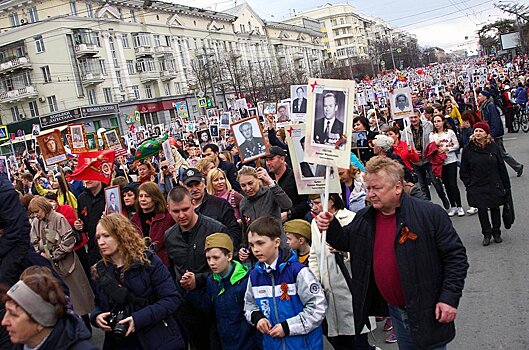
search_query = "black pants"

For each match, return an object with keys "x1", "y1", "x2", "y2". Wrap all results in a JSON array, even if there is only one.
[
  {"x1": 478, "y1": 207, "x2": 501, "y2": 237},
  {"x1": 323, "y1": 319, "x2": 372, "y2": 350},
  {"x1": 441, "y1": 162, "x2": 462, "y2": 207},
  {"x1": 176, "y1": 300, "x2": 221, "y2": 350},
  {"x1": 505, "y1": 108, "x2": 515, "y2": 132},
  {"x1": 413, "y1": 163, "x2": 448, "y2": 203}
]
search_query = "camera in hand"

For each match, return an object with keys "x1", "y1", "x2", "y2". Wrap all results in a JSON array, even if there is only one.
[{"x1": 107, "y1": 308, "x2": 129, "y2": 340}]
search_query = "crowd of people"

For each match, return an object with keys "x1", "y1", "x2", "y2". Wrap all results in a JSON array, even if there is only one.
[{"x1": 0, "y1": 55, "x2": 526, "y2": 350}]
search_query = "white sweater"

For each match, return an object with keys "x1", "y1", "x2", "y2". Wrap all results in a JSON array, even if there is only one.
[{"x1": 429, "y1": 129, "x2": 459, "y2": 164}]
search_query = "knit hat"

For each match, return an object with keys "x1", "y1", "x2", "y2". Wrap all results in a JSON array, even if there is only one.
[
  {"x1": 373, "y1": 134, "x2": 394, "y2": 152},
  {"x1": 284, "y1": 219, "x2": 311, "y2": 241},
  {"x1": 479, "y1": 90, "x2": 492, "y2": 98},
  {"x1": 205, "y1": 233, "x2": 234, "y2": 253},
  {"x1": 473, "y1": 121, "x2": 490, "y2": 134}
]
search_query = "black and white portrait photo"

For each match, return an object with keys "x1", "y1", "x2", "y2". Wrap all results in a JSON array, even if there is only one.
[
  {"x1": 196, "y1": 128, "x2": 212, "y2": 145},
  {"x1": 298, "y1": 137, "x2": 325, "y2": 178},
  {"x1": 248, "y1": 108, "x2": 258, "y2": 118},
  {"x1": 220, "y1": 112, "x2": 231, "y2": 128},
  {"x1": 312, "y1": 90, "x2": 346, "y2": 150},
  {"x1": 68, "y1": 124, "x2": 87, "y2": 153},
  {"x1": 276, "y1": 103, "x2": 291, "y2": 125},
  {"x1": 352, "y1": 131, "x2": 369, "y2": 149},
  {"x1": 0, "y1": 156, "x2": 8, "y2": 180},
  {"x1": 263, "y1": 102, "x2": 277, "y2": 116},
  {"x1": 236, "y1": 98, "x2": 249, "y2": 119},
  {"x1": 291, "y1": 85, "x2": 307, "y2": 114},
  {"x1": 103, "y1": 129, "x2": 122, "y2": 151},
  {"x1": 210, "y1": 124, "x2": 219, "y2": 138},
  {"x1": 395, "y1": 94, "x2": 409, "y2": 112},
  {"x1": 105, "y1": 186, "x2": 122, "y2": 214},
  {"x1": 390, "y1": 87, "x2": 414, "y2": 119},
  {"x1": 231, "y1": 116, "x2": 268, "y2": 163}
]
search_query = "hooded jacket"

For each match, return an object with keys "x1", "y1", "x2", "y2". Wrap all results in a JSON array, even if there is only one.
[
  {"x1": 13, "y1": 311, "x2": 97, "y2": 350},
  {"x1": 479, "y1": 98, "x2": 504, "y2": 138},
  {"x1": 244, "y1": 248, "x2": 327, "y2": 350}
]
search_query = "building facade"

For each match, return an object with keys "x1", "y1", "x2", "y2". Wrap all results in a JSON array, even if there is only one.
[{"x1": 0, "y1": 0, "x2": 326, "y2": 140}]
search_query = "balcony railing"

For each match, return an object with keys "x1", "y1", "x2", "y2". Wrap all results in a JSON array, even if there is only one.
[
  {"x1": 139, "y1": 70, "x2": 159, "y2": 83},
  {"x1": 0, "y1": 57, "x2": 31, "y2": 74},
  {"x1": 0, "y1": 85, "x2": 38, "y2": 102},
  {"x1": 74, "y1": 43, "x2": 99, "y2": 56},
  {"x1": 81, "y1": 72, "x2": 105, "y2": 85},
  {"x1": 160, "y1": 70, "x2": 178, "y2": 81},
  {"x1": 135, "y1": 46, "x2": 154, "y2": 57},
  {"x1": 154, "y1": 46, "x2": 173, "y2": 55}
]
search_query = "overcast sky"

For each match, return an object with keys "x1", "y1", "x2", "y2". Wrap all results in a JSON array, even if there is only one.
[{"x1": 168, "y1": 0, "x2": 513, "y2": 53}]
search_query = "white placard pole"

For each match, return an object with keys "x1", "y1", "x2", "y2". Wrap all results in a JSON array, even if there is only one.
[{"x1": 319, "y1": 165, "x2": 331, "y2": 273}]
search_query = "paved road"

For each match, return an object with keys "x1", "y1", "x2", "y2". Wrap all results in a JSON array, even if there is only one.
[{"x1": 90, "y1": 133, "x2": 529, "y2": 350}]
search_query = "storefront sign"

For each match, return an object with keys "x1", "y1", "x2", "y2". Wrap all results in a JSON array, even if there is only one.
[
  {"x1": 40, "y1": 108, "x2": 82, "y2": 128},
  {"x1": 81, "y1": 104, "x2": 119, "y2": 118}
]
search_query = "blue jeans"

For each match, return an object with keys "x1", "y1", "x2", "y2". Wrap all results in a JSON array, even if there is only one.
[{"x1": 388, "y1": 304, "x2": 448, "y2": 350}]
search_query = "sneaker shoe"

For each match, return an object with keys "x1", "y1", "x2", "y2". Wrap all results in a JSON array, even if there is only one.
[
  {"x1": 447, "y1": 207, "x2": 457, "y2": 217},
  {"x1": 383, "y1": 318, "x2": 393, "y2": 331},
  {"x1": 385, "y1": 331, "x2": 397, "y2": 343},
  {"x1": 493, "y1": 235, "x2": 502, "y2": 243},
  {"x1": 467, "y1": 207, "x2": 478, "y2": 215},
  {"x1": 517, "y1": 164, "x2": 524, "y2": 177},
  {"x1": 482, "y1": 236, "x2": 491, "y2": 246},
  {"x1": 457, "y1": 207, "x2": 465, "y2": 217}
]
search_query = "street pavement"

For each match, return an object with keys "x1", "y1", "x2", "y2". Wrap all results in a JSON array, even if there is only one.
[{"x1": 89, "y1": 133, "x2": 529, "y2": 350}]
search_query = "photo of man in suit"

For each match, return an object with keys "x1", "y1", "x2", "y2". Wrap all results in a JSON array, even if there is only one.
[
  {"x1": 106, "y1": 191, "x2": 120, "y2": 214},
  {"x1": 292, "y1": 86, "x2": 307, "y2": 114},
  {"x1": 313, "y1": 92, "x2": 344, "y2": 147},
  {"x1": 299, "y1": 136, "x2": 326, "y2": 178},
  {"x1": 237, "y1": 121, "x2": 266, "y2": 161}
]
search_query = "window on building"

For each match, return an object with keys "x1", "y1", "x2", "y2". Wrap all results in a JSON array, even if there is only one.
[
  {"x1": 10, "y1": 106, "x2": 19, "y2": 121},
  {"x1": 153, "y1": 35, "x2": 161, "y2": 47},
  {"x1": 93, "y1": 120, "x2": 101, "y2": 131},
  {"x1": 165, "y1": 36, "x2": 171, "y2": 47},
  {"x1": 110, "y1": 117, "x2": 119, "y2": 128},
  {"x1": 103, "y1": 87, "x2": 113, "y2": 103},
  {"x1": 240, "y1": 24, "x2": 245, "y2": 33},
  {"x1": 86, "y1": 3, "x2": 94, "y2": 17},
  {"x1": 35, "y1": 36, "x2": 45, "y2": 53},
  {"x1": 28, "y1": 6, "x2": 38, "y2": 23},
  {"x1": 47, "y1": 96, "x2": 58, "y2": 112},
  {"x1": 118, "y1": 8, "x2": 123, "y2": 19},
  {"x1": 132, "y1": 85, "x2": 140, "y2": 99},
  {"x1": 28, "y1": 101, "x2": 39, "y2": 117},
  {"x1": 126, "y1": 60, "x2": 135, "y2": 75},
  {"x1": 121, "y1": 34, "x2": 129, "y2": 48},
  {"x1": 332, "y1": 19, "x2": 337, "y2": 26},
  {"x1": 174, "y1": 82, "x2": 181, "y2": 95},
  {"x1": 130, "y1": 9, "x2": 136, "y2": 22},
  {"x1": 99, "y1": 59, "x2": 106, "y2": 75},
  {"x1": 41, "y1": 66, "x2": 51, "y2": 83},
  {"x1": 109, "y1": 38, "x2": 118, "y2": 67},
  {"x1": 69, "y1": 1, "x2": 77, "y2": 15},
  {"x1": 133, "y1": 33, "x2": 151, "y2": 47},
  {"x1": 9, "y1": 13, "x2": 19, "y2": 27},
  {"x1": 164, "y1": 83, "x2": 170, "y2": 96},
  {"x1": 145, "y1": 84, "x2": 153, "y2": 99},
  {"x1": 87, "y1": 88, "x2": 97, "y2": 104},
  {"x1": 340, "y1": 17, "x2": 344, "y2": 25},
  {"x1": 115, "y1": 71, "x2": 123, "y2": 91}
]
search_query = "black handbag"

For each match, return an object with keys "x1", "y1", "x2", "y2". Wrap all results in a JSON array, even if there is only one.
[{"x1": 502, "y1": 190, "x2": 515, "y2": 230}]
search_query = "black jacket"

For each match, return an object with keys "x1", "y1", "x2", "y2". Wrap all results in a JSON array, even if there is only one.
[
  {"x1": 460, "y1": 140, "x2": 510, "y2": 208},
  {"x1": 275, "y1": 167, "x2": 310, "y2": 220},
  {"x1": 77, "y1": 186, "x2": 106, "y2": 265},
  {"x1": 327, "y1": 193, "x2": 468, "y2": 349},
  {"x1": 219, "y1": 159, "x2": 241, "y2": 192},
  {"x1": 196, "y1": 193, "x2": 242, "y2": 249},
  {"x1": 13, "y1": 312, "x2": 97, "y2": 350},
  {"x1": 0, "y1": 174, "x2": 31, "y2": 286},
  {"x1": 165, "y1": 214, "x2": 229, "y2": 290}
]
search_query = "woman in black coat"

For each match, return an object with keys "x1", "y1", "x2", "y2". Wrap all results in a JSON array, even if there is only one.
[{"x1": 460, "y1": 122, "x2": 510, "y2": 246}]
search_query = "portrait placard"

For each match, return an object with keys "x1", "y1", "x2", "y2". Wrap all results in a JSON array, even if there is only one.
[
  {"x1": 37, "y1": 129, "x2": 67, "y2": 166},
  {"x1": 104, "y1": 185, "x2": 122, "y2": 215},
  {"x1": 103, "y1": 128, "x2": 126, "y2": 156},
  {"x1": 0, "y1": 156, "x2": 9, "y2": 181},
  {"x1": 286, "y1": 124, "x2": 340, "y2": 194},
  {"x1": 220, "y1": 112, "x2": 231, "y2": 129},
  {"x1": 290, "y1": 85, "x2": 308, "y2": 115},
  {"x1": 390, "y1": 87, "x2": 414, "y2": 120},
  {"x1": 248, "y1": 108, "x2": 258, "y2": 118},
  {"x1": 275, "y1": 102, "x2": 291, "y2": 127},
  {"x1": 230, "y1": 116, "x2": 269, "y2": 163},
  {"x1": 303, "y1": 78, "x2": 355, "y2": 168},
  {"x1": 263, "y1": 102, "x2": 277, "y2": 115},
  {"x1": 352, "y1": 131, "x2": 369, "y2": 149},
  {"x1": 235, "y1": 98, "x2": 249, "y2": 119},
  {"x1": 196, "y1": 128, "x2": 212, "y2": 145},
  {"x1": 162, "y1": 140, "x2": 175, "y2": 166},
  {"x1": 68, "y1": 124, "x2": 88, "y2": 154},
  {"x1": 210, "y1": 124, "x2": 219, "y2": 138},
  {"x1": 86, "y1": 133, "x2": 98, "y2": 150}
]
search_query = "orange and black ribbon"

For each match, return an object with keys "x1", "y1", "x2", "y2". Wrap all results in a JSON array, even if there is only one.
[
  {"x1": 280, "y1": 282, "x2": 290, "y2": 301},
  {"x1": 398, "y1": 226, "x2": 418, "y2": 245}
]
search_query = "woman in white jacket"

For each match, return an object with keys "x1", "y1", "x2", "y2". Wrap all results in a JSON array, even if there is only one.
[{"x1": 308, "y1": 193, "x2": 377, "y2": 350}]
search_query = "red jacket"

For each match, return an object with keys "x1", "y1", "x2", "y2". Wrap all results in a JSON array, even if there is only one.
[
  {"x1": 393, "y1": 140, "x2": 419, "y2": 171},
  {"x1": 424, "y1": 141, "x2": 447, "y2": 178},
  {"x1": 56, "y1": 204, "x2": 76, "y2": 228},
  {"x1": 131, "y1": 210, "x2": 175, "y2": 266}
]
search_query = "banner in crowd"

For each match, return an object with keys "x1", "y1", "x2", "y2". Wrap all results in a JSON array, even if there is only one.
[
  {"x1": 303, "y1": 78, "x2": 355, "y2": 168},
  {"x1": 36, "y1": 129, "x2": 67, "y2": 166},
  {"x1": 67, "y1": 124, "x2": 88, "y2": 154},
  {"x1": 67, "y1": 150, "x2": 116, "y2": 185},
  {"x1": 285, "y1": 124, "x2": 340, "y2": 194}
]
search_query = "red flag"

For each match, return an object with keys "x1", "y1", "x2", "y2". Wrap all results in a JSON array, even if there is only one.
[{"x1": 67, "y1": 150, "x2": 115, "y2": 185}]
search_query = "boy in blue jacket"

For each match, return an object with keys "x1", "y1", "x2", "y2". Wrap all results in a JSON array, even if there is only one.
[
  {"x1": 244, "y1": 216, "x2": 327, "y2": 350},
  {"x1": 201, "y1": 232, "x2": 259, "y2": 350}
]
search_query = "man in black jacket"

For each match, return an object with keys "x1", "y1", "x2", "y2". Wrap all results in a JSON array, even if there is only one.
[
  {"x1": 202, "y1": 143, "x2": 241, "y2": 192},
  {"x1": 74, "y1": 180, "x2": 106, "y2": 267},
  {"x1": 181, "y1": 168, "x2": 241, "y2": 248},
  {"x1": 265, "y1": 146, "x2": 310, "y2": 221},
  {"x1": 316, "y1": 156, "x2": 468, "y2": 349},
  {"x1": 165, "y1": 186, "x2": 227, "y2": 350}
]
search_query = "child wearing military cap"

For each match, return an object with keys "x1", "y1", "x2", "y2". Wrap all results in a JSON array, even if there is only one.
[
  {"x1": 284, "y1": 219, "x2": 312, "y2": 266},
  {"x1": 194, "y1": 233, "x2": 259, "y2": 350}
]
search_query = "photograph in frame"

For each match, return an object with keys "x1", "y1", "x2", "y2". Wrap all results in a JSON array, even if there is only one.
[
  {"x1": 263, "y1": 102, "x2": 277, "y2": 116},
  {"x1": 196, "y1": 128, "x2": 212, "y2": 145},
  {"x1": 285, "y1": 124, "x2": 340, "y2": 194},
  {"x1": 68, "y1": 124, "x2": 88, "y2": 154},
  {"x1": 235, "y1": 98, "x2": 249, "y2": 119},
  {"x1": 230, "y1": 116, "x2": 268, "y2": 163},
  {"x1": 303, "y1": 78, "x2": 355, "y2": 168},
  {"x1": 210, "y1": 124, "x2": 219, "y2": 138},
  {"x1": 248, "y1": 108, "x2": 258, "y2": 118},
  {"x1": 290, "y1": 85, "x2": 308, "y2": 115},
  {"x1": 220, "y1": 112, "x2": 231, "y2": 129},
  {"x1": 275, "y1": 102, "x2": 291, "y2": 127},
  {"x1": 352, "y1": 131, "x2": 369, "y2": 149},
  {"x1": 37, "y1": 129, "x2": 68, "y2": 166},
  {"x1": 390, "y1": 87, "x2": 414, "y2": 120},
  {"x1": 86, "y1": 133, "x2": 98, "y2": 151},
  {"x1": 0, "y1": 156, "x2": 9, "y2": 181},
  {"x1": 103, "y1": 128, "x2": 125, "y2": 154},
  {"x1": 104, "y1": 185, "x2": 122, "y2": 215}
]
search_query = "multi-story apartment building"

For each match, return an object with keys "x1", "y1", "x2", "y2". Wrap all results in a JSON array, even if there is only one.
[
  {"x1": 286, "y1": 3, "x2": 417, "y2": 70},
  {"x1": 0, "y1": 0, "x2": 326, "y2": 142}
]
